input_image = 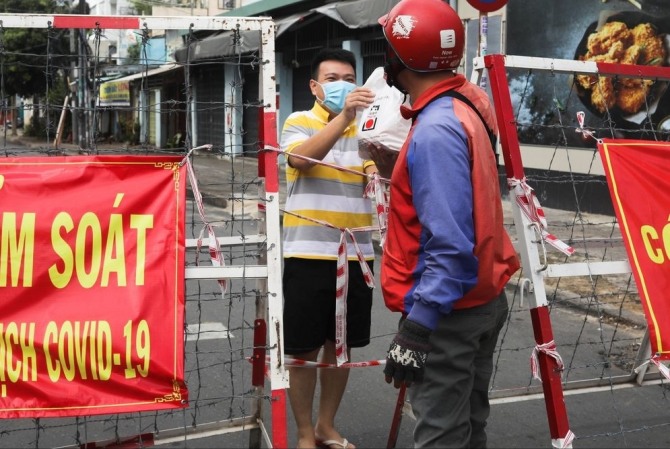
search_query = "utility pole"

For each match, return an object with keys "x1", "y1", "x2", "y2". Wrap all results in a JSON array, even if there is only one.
[
  {"x1": 70, "y1": 26, "x2": 77, "y2": 145},
  {"x1": 79, "y1": 30, "x2": 87, "y2": 148},
  {"x1": 74, "y1": 0, "x2": 90, "y2": 149}
]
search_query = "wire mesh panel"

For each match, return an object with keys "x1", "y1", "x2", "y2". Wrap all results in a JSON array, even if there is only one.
[
  {"x1": 477, "y1": 54, "x2": 670, "y2": 448},
  {"x1": 0, "y1": 14, "x2": 287, "y2": 448}
]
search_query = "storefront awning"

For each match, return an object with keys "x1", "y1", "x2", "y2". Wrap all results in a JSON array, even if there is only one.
[
  {"x1": 109, "y1": 63, "x2": 182, "y2": 83},
  {"x1": 274, "y1": 11, "x2": 318, "y2": 36},
  {"x1": 174, "y1": 0, "x2": 400, "y2": 62},
  {"x1": 174, "y1": 29, "x2": 262, "y2": 62},
  {"x1": 313, "y1": 0, "x2": 399, "y2": 29}
]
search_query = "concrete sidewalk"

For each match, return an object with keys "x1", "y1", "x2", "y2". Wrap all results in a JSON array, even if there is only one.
[{"x1": 188, "y1": 148, "x2": 288, "y2": 211}]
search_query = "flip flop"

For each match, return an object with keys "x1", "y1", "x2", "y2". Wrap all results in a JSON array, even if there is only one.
[{"x1": 316, "y1": 438, "x2": 352, "y2": 449}]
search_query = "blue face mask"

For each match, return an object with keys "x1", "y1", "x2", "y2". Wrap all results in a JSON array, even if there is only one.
[{"x1": 317, "y1": 80, "x2": 356, "y2": 114}]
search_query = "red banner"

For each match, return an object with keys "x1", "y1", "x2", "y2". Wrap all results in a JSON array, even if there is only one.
[
  {"x1": 0, "y1": 156, "x2": 187, "y2": 417},
  {"x1": 598, "y1": 139, "x2": 670, "y2": 360}
]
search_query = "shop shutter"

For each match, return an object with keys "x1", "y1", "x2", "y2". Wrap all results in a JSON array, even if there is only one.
[{"x1": 195, "y1": 65, "x2": 226, "y2": 148}]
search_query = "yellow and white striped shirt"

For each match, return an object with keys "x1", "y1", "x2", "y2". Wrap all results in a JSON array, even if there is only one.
[{"x1": 281, "y1": 102, "x2": 374, "y2": 261}]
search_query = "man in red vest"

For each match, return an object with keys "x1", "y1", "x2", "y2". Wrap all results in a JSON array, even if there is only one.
[{"x1": 370, "y1": 0, "x2": 520, "y2": 446}]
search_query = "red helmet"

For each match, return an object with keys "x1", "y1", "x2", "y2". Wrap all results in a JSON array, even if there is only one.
[{"x1": 378, "y1": 0, "x2": 465, "y2": 72}]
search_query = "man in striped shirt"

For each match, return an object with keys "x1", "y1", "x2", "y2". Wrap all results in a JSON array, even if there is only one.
[{"x1": 281, "y1": 48, "x2": 376, "y2": 449}]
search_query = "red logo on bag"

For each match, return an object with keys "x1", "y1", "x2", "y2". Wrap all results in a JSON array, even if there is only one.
[{"x1": 362, "y1": 117, "x2": 377, "y2": 131}]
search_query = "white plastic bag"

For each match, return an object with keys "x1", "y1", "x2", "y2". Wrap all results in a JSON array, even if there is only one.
[{"x1": 357, "y1": 67, "x2": 411, "y2": 159}]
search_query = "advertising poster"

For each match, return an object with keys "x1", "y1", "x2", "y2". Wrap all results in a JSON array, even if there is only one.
[
  {"x1": 0, "y1": 156, "x2": 187, "y2": 417},
  {"x1": 99, "y1": 81, "x2": 131, "y2": 107},
  {"x1": 506, "y1": 0, "x2": 670, "y2": 147},
  {"x1": 598, "y1": 139, "x2": 670, "y2": 360}
]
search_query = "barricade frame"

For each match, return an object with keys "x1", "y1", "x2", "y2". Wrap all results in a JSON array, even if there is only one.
[
  {"x1": 0, "y1": 13, "x2": 288, "y2": 448},
  {"x1": 473, "y1": 53, "x2": 670, "y2": 448}
]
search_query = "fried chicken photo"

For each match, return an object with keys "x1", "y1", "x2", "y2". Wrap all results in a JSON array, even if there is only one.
[
  {"x1": 576, "y1": 19, "x2": 667, "y2": 116},
  {"x1": 617, "y1": 81, "x2": 654, "y2": 114},
  {"x1": 586, "y1": 21, "x2": 632, "y2": 56},
  {"x1": 591, "y1": 76, "x2": 616, "y2": 114},
  {"x1": 631, "y1": 23, "x2": 667, "y2": 65}
]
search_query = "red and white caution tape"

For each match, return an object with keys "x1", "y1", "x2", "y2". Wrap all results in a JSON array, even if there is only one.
[
  {"x1": 268, "y1": 145, "x2": 391, "y2": 249},
  {"x1": 530, "y1": 340, "x2": 564, "y2": 381},
  {"x1": 183, "y1": 147, "x2": 227, "y2": 296},
  {"x1": 364, "y1": 173, "x2": 390, "y2": 249},
  {"x1": 575, "y1": 111, "x2": 600, "y2": 143},
  {"x1": 335, "y1": 230, "x2": 350, "y2": 366},
  {"x1": 335, "y1": 228, "x2": 375, "y2": 365},
  {"x1": 269, "y1": 147, "x2": 381, "y2": 366},
  {"x1": 558, "y1": 430, "x2": 575, "y2": 449},
  {"x1": 283, "y1": 210, "x2": 376, "y2": 366},
  {"x1": 266, "y1": 147, "x2": 391, "y2": 238},
  {"x1": 509, "y1": 177, "x2": 575, "y2": 256},
  {"x1": 266, "y1": 146, "x2": 373, "y2": 179},
  {"x1": 253, "y1": 355, "x2": 386, "y2": 369},
  {"x1": 287, "y1": 357, "x2": 385, "y2": 369},
  {"x1": 650, "y1": 354, "x2": 670, "y2": 381}
]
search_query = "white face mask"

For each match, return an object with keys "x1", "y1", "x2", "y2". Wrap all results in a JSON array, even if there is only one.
[{"x1": 316, "y1": 80, "x2": 356, "y2": 114}]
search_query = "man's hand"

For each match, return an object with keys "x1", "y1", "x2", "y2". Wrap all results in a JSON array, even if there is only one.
[
  {"x1": 340, "y1": 86, "x2": 375, "y2": 122},
  {"x1": 384, "y1": 319, "x2": 432, "y2": 388},
  {"x1": 367, "y1": 142, "x2": 398, "y2": 179}
]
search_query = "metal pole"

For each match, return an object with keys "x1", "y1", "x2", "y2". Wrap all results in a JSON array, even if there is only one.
[
  {"x1": 79, "y1": 33, "x2": 86, "y2": 148},
  {"x1": 70, "y1": 27, "x2": 77, "y2": 145}
]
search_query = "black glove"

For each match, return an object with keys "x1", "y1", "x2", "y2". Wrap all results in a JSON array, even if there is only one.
[{"x1": 384, "y1": 319, "x2": 432, "y2": 388}]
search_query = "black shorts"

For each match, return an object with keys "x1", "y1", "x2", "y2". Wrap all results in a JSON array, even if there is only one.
[{"x1": 282, "y1": 257, "x2": 374, "y2": 355}]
